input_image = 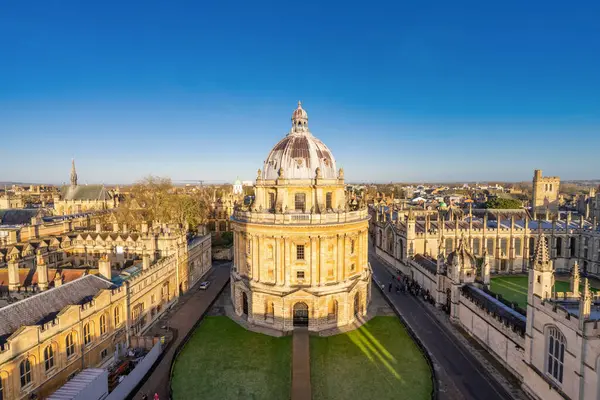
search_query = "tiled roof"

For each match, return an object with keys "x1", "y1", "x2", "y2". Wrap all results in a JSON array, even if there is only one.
[
  {"x1": 413, "y1": 254, "x2": 437, "y2": 275},
  {"x1": 60, "y1": 185, "x2": 112, "y2": 201},
  {"x1": 0, "y1": 275, "x2": 114, "y2": 337},
  {"x1": 0, "y1": 209, "x2": 42, "y2": 225},
  {"x1": 0, "y1": 268, "x2": 93, "y2": 290}
]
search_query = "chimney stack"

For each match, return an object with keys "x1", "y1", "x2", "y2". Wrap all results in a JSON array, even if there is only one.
[
  {"x1": 99, "y1": 255, "x2": 112, "y2": 280},
  {"x1": 36, "y1": 251, "x2": 49, "y2": 291},
  {"x1": 8, "y1": 258, "x2": 20, "y2": 291}
]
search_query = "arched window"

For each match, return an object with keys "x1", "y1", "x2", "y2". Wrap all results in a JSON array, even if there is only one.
[
  {"x1": 386, "y1": 228, "x2": 393, "y2": 254},
  {"x1": 99, "y1": 315, "x2": 107, "y2": 335},
  {"x1": 114, "y1": 306, "x2": 121, "y2": 326},
  {"x1": 529, "y1": 237, "x2": 535, "y2": 257},
  {"x1": 473, "y1": 238, "x2": 481, "y2": 256},
  {"x1": 515, "y1": 238, "x2": 522, "y2": 256},
  {"x1": 546, "y1": 326, "x2": 565, "y2": 383},
  {"x1": 570, "y1": 237, "x2": 577, "y2": 257},
  {"x1": 83, "y1": 322, "x2": 92, "y2": 345},
  {"x1": 398, "y1": 240, "x2": 404, "y2": 259},
  {"x1": 445, "y1": 238, "x2": 453, "y2": 253},
  {"x1": 66, "y1": 333, "x2": 75, "y2": 357},
  {"x1": 500, "y1": 238, "x2": 508, "y2": 256},
  {"x1": 486, "y1": 238, "x2": 494, "y2": 256},
  {"x1": 19, "y1": 359, "x2": 32, "y2": 388},
  {"x1": 350, "y1": 239, "x2": 355, "y2": 254},
  {"x1": 556, "y1": 237, "x2": 563, "y2": 257},
  {"x1": 44, "y1": 345, "x2": 55, "y2": 371}
]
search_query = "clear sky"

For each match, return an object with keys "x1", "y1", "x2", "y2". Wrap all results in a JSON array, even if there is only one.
[{"x1": 1, "y1": 1, "x2": 599, "y2": 185}]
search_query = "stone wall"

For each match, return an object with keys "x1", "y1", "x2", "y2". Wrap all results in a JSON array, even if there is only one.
[{"x1": 458, "y1": 293, "x2": 526, "y2": 380}]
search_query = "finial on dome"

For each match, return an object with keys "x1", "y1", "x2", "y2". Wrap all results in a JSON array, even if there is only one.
[{"x1": 298, "y1": 100, "x2": 302, "y2": 108}]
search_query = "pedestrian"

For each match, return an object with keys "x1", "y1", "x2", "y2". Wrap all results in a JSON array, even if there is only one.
[
  {"x1": 141, "y1": 394, "x2": 148, "y2": 400},
  {"x1": 154, "y1": 394, "x2": 159, "y2": 400}
]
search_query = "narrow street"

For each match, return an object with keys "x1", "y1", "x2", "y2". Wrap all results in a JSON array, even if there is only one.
[
  {"x1": 369, "y1": 248, "x2": 514, "y2": 400},
  {"x1": 134, "y1": 262, "x2": 230, "y2": 400}
]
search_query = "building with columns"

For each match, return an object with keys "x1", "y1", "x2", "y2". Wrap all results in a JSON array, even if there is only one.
[{"x1": 229, "y1": 102, "x2": 371, "y2": 333}]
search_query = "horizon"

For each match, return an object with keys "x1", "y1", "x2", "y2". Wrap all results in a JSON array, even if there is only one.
[{"x1": 1, "y1": 1, "x2": 599, "y2": 183}]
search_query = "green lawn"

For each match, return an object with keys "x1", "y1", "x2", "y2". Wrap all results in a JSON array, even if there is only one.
[
  {"x1": 490, "y1": 276, "x2": 598, "y2": 308},
  {"x1": 171, "y1": 316, "x2": 292, "y2": 400},
  {"x1": 310, "y1": 316, "x2": 432, "y2": 400}
]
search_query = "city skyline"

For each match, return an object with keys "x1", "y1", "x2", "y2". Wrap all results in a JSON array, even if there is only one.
[{"x1": 1, "y1": 1, "x2": 599, "y2": 184}]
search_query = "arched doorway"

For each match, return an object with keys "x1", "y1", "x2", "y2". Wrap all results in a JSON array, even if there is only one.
[
  {"x1": 293, "y1": 302, "x2": 308, "y2": 327},
  {"x1": 242, "y1": 292, "x2": 248, "y2": 316},
  {"x1": 354, "y1": 293, "x2": 360, "y2": 317}
]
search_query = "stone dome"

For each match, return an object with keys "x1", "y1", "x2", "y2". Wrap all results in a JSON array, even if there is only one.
[{"x1": 262, "y1": 102, "x2": 338, "y2": 180}]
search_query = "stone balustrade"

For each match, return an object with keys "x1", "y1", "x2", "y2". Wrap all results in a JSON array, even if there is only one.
[{"x1": 232, "y1": 208, "x2": 369, "y2": 225}]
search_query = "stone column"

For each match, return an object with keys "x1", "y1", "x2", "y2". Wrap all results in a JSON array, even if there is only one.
[
  {"x1": 256, "y1": 235, "x2": 262, "y2": 282},
  {"x1": 284, "y1": 238, "x2": 291, "y2": 286},
  {"x1": 319, "y1": 236, "x2": 325, "y2": 286},
  {"x1": 337, "y1": 234, "x2": 344, "y2": 281}
]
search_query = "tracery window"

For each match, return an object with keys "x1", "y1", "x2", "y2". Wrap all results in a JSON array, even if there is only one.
[
  {"x1": 83, "y1": 322, "x2": 92, "y2": 345},
  {"x1": 100, "y1": 315, "x2": 107, "y2": 335},
  {"x1": 66, "y1": 333, "x2": 75, "y2": 357},
  {"x1": 44, "y1": 345, "x2": 55, "y2": 371},
  {"x1": 325, "y1": 192, "x2": 332, "y2": 210},
  {"x1": 546, "y1": 326, "x2": 565, "y2": 383},
  {"x1": 114, "y1": 307, "x2": 121, "y2": 326},
  {"x1": 20, "y1": 359, "x2": 31, "y2": 388},
  {"x1": 556, "y1": 237, "x2": 562, "y2": 257},
  {"x1": 515, "y1": 238, "x2": 522, "y2": 256},
  {"x1": 472, "y1": 238, "x2": 480, "y2": 256}
]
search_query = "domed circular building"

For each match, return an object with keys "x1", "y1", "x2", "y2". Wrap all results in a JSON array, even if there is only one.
[{"x1": 230, "y1": 102, "x2": 371, "y2": 333}]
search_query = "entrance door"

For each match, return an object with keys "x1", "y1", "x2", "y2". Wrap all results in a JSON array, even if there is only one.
[
  {"x1": 242, "y1": 292, "x2": 248, "y2": 316},
  {"x1": 293, "y1": 302, "x2": 309, "y2": 327}
]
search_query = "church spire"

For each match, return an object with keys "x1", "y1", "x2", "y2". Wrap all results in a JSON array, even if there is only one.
[
  {"x1": 70, "y1": 158, "x2": 78, "y2": 187},
  {"x1": 532, "y1": 232, "x2": 551, "y2": 271}
]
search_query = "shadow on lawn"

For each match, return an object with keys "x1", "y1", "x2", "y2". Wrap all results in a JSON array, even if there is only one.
[{"x1": 347, "y1": 324, "x2": 402, "y2": 381}]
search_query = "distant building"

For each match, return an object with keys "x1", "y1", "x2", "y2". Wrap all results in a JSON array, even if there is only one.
[
  {"x1": 53, "y1": 160, "x2": 119, "y2": 215},
  {"x1": 532, "y1": 169, "x2": 560, "y2": 219},
  {"x1": 233, "y1": 177, "x2": 243, "y2": 195}
]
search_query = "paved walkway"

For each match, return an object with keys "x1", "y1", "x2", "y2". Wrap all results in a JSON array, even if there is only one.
[
  {"x1": 134, "y1": 262, "x2": 231, "y2": 400},
  {"x1": 291, "y1": 328, "x2": 311, "y2": 400},
  {"x1": 369, "y1": 244, "x2": 516, "y2": 400}
]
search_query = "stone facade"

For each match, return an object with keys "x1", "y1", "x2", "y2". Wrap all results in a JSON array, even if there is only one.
[
  {"x1": 0, "y1": 227, "x2": 211, "y2": 400},
  {"x1": 230, "y1": 102, "x2": 371, "y2": 333},
  {"x1": 532, "y1": 169, "x2": 560, "y2": 219}
]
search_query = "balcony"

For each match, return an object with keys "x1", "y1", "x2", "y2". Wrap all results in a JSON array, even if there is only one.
[{"x1": 231, "y1": 208, "x2": 369, "y2": 225}]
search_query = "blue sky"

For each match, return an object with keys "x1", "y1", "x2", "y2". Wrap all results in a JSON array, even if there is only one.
[{"x1": 1, "y1": 1, "x2": 599, "y2": 184}]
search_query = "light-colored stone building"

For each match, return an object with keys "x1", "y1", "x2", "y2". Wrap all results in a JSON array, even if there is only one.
[
  {"x1": 53, "y1": 160, "x2": 119, "y2": 216},
  {"x1": 230, "y1": 102, "x2": 371, "y2": 333},
  {"x1": 0, "y1": 225, "x2": 211, "y2": 400},
  {"x1": 532, "y1": 169, "x2": 560, "y2": 219}
]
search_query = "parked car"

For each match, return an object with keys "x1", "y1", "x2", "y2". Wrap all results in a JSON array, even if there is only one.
[{"x1": 199, "y1": 281, "x2": 211, "y2": 290}]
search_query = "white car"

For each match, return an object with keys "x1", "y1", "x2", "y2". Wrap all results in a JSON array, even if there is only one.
[{"x1": 199, "y1": 281, "x2": 210, "y2": 290}]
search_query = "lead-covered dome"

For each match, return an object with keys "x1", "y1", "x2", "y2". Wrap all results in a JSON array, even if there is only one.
[{"x1": 262, "y1": 102, "x2": 338, "y2": 180}]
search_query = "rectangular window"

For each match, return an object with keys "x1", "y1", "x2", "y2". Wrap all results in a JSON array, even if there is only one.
[
  {"x1": 296, "y1": 271, "x2": 305, "y2": 279},
  {"x1": 295, "y1": 193, "x2": 306, "y2": 211},
  {"x1": 269, "y1": 193, "x2": 276, "y2": 211},
  {"x1": 473, "y1": 238, "x2": 480, "y2": 256},
  {"x1": 296, "y1": 245, "x2": 305, "y2": 260},
  {"x1": 326, "y1": 192, "x2": 332, "y2": 210},
  {"x1": 101, "y1": 349, "x2": 108, "y2": 359},
  {"x1": 515, "y1": 238, "x2": 522, "y2": 256},
  {"x1": 487, "y1": 238, "x2": 494, "y2": 255}
]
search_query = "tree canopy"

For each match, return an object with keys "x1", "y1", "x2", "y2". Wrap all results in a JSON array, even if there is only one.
[
  {"x1": 116, "y1": 176, "x2": 211, "y2": 232},
  {"x1": 484, "y1": 197, "x2": 523, "y2": 209}
]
